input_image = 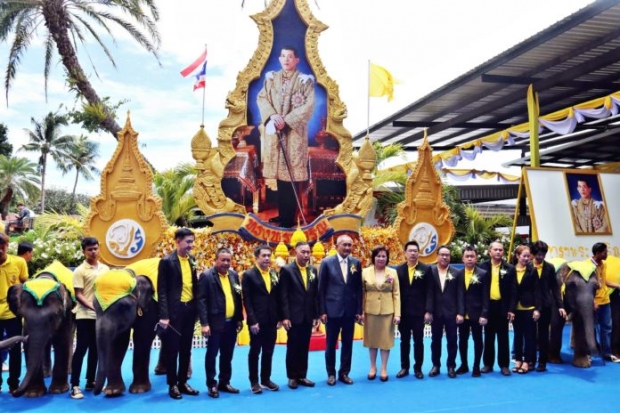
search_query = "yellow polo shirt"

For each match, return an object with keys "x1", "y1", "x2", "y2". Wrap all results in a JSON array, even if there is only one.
[
  {"x1": 219, "y1": 272, "x2": 235, "y2": 318},
  {"x1": 408, "y1": 265, "x2": 417, "y2": 284},
  {"x1": 490, "y1": 263, "x2": 501, "y2": 300},
  {"x1": 73, "y1": 260, "x2": 110, "y2": 320},
  {"x1": 0, "y1": 255, "x2": 29, "y2": 320},
  {"x1": 297, "y1": 264, "x2": 308, "y2": 289},
  {"x1": 594, "y1": 260, "x2": 609, "y2": 306},
  {"x1": 179, "y1": 255, "x2": 193, "y2": 302},
  {"x1": 259, "y1": 267, "x2": 271, "y2": 293}
]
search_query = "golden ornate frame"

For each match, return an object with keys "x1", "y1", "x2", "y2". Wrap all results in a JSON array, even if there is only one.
[{"x1": 192, "y1": 0, "x2": 375, "y2": 229}]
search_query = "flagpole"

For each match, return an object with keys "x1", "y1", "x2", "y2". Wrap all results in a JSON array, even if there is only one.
[
  {"x1": 201, "y1": 44, "x2": 207, "y2": 125},
  {"x1": 367, "y1": 59, "x2": 371, "y2": 137}
]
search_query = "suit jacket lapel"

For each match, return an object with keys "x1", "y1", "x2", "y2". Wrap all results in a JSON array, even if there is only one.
[
  {"x1": 334, "y1": 256, "x2": 345, "y2": 283},
  {"x1": 214, "y1": 270, "x2": 224, "y2": 293},
  {"x1": 292, "y1": 265, "x2": 306, "y2": 290}
]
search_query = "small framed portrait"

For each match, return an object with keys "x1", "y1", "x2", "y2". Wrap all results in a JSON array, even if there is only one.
[{"x1": 564, "y1": 171, "x2": 612, "y2": 235}]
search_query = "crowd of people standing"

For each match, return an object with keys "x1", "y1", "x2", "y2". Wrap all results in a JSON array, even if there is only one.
[{"x1": 0, "y1": 229, "x2": 617, "y2": 400}]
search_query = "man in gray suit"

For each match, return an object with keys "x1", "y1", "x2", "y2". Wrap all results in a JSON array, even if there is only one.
[{"x1": 318, "y1": 234, "x2": 363, "y2": 386}]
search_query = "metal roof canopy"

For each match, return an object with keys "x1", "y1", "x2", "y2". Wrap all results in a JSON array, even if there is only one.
[{"x1": 353, "y1": 0, "x2": 620, "y2": 169}]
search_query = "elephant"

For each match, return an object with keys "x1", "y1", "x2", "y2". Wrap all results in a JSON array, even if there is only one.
[
  {"x1": 7, "y1": 266, "x2": 75, "y2": 397},
  {"x1": 0, "y1": 335, "x2": 27, "y2": 351},
  {"x1": 93, "y1": 261, "x2": 159, "y2": 397},
  {"x1": 548, "y1": 259, "x2": 599, "y2": 368}
]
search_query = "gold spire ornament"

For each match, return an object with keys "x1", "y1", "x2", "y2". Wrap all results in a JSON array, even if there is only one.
[{"x1": 394, "y1": 130, "x2": 455, "y2": 263}]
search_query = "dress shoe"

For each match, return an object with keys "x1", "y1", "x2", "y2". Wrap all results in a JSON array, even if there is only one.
[
  {"x1": 338, "y1": 375, "x2": 354, "y2": 385},
  {"x1": 448, "y1": 367, "x2": 456, "y2": 378},
  {"x1": 455, "y1": 365, "x2": 469, "y2": 375},
  {"x1": 380, "y1": 375, "x2": 389, "y2": 382},
  {"x1": 218, "y1": 383, "x2": 240, "y2": 394},
  {"x1": 251, "y1": 382, "x2": 262, "y2": 394},
  {"x1": 429, "y1": 366, "x2": 440, "y2": 377},
  {"x1": 168, "y1": 385, "x2": 182, "y2": 400},
  {"x1": 178, "y1": 383, "x2": 199, "y2": 396},
  {"x1": 367, "y1": 372, "x2": 376, "y2": 380},
  {"x1": 207, "y1": 386, "x2": 219, "y2": 398},
  {"x1": 327, "y1": 375, "x2": 336, "y2": 386},
  {"x1": 297, "y1": 378, "x2": 315, "y2": 387},
  {"x1": 396, "y1": 369, "x2": 409, "y2": 379},
  {"x1": 261, "y1": 380, "x2": 279, "y2": 391},
  {"x1": 414, "y1": 370, "x2": 424, "y2": 379},
  {"x1": 472, "y1": 366, "x2": 481, "y2": 377},
  {"x1": 481, "y1": 365, "x2": 493, "y2": 374},
  {"x1": 536, "y1": 363, "x2": 547, "y2": 372},
  {"x1": 288, "y1": 379, "x2": 298, "y2": 389},
  {"x1": 500, "y1": 367, "x2": 511, "y2": 376}
]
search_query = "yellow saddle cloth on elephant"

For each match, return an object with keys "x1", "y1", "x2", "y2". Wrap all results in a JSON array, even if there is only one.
[
  {"x1": 125, "y1": 257, "x2": 160, "y2": 301},
  {"x1": 23, "y1": 278, "x2": 62, "y2": 306},
  {"x1": 567, "y1": 260, "x2": 596, "y2": 281},
  {"x1": 35, "y1": 260, "x2": 76, "y2": 302},
  {"x1": 95, "y1": 269, "x2": 137, "y2": 311}
]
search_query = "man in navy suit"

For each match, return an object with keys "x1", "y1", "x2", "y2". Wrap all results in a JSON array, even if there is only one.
[
  {"x1": 426, "y1": 245, "x2": 464, "y2": 379},
  {"x1": 280, "y1": 242, "x2": 319, "y2": 389},
  {"x1": 242, "y1": 245, "x2": 281, "y2": 394},
  {"x1": 395, "y1": 240, "x2": 431, "y2": 379},
  {"x1": 197, "y1": 248, "x2": 244, "y2": 398},
  {"x1": 456, "y1": 245, "x2": 489, "y2": 377},
  {"x1": 318, "y1": 234, "x2": 363, "y2": 386},
  {"x1": 157, "y1": 228, "x2": 200, "y2": 399}
]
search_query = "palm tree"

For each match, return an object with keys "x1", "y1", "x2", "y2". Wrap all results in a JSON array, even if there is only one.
[
  {"x1": 21, "y1": 111, "x2": 74, "y2": 213},
  {"x1": 0, "y1": 155, "x2": 40, "y2": 218},
  {"x1": 459, "y1": 204, "x2": 513, "y2": 246},
  {"x1": 1, "y1": 0, "x2": 160, "y2": 138},
  {"x1": 60, "y1": 134, "x2": 100, "y2": 209},
  {"x1": 153, "y1": 163, "x2": 197, "y2": 226}
]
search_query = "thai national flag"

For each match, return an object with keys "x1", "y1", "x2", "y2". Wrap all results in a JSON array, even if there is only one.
[
  {"x1": 180, "y1": 49, "x2": 207, "y2": 77},
  {"x1": 193, "y1": 62, "x2": 207, "y2": 91}
]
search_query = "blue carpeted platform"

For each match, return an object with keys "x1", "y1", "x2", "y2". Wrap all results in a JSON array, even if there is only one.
[{"x1": 1, "y1": 330, "x2": 618, "y2": 412}]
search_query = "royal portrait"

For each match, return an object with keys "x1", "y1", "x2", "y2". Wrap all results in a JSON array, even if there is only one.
[{"x1": 564, "y1": 171, "x2": 612, "y2": 235}]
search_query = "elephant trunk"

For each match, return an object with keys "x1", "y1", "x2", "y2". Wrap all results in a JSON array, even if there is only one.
[
  {"x1": 576, "y1": 290, "x2": 599, "y2": 357},
  {"x1": 0, "y1": 335, "x2": 27, "y2": 351},
  {"x1": 93, "y1": 302, "x2": 108, "y2": 396},
  {"x1": 12, "y1": 329, "x2": 50, "y2": 397}
]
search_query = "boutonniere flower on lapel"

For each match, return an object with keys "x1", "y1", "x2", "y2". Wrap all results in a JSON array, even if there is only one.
[
  {"x1": 446, "y1": 272, "x2": 455, "y2": 282},
  {"x1": 233, "y1": 283, "x2": 242, "y2": 295},
  {"x1": 385, "y1": 275, "x2": 394, "y2": 284},
  {"x1": 189, "y1": 257, "x2": 197, "y2": 271},
  {"x1": 350, "y1": 264, "x2": 357, "y2": 274},
  {"x1": 270, "y1": 269, "x2": 279, "y2": 286},
  {"x1": 309, "y1": 270, "x2": 316, "y2": 283},
  {"x1": 413, "y1": 270, "x2": 424, "y2": 279},
  {"x1": 470, "y1": 274, "x2": 481, "y2": 285},
  {"x1": 500, "y1": 268, "x2": 507, "y2": 277}
]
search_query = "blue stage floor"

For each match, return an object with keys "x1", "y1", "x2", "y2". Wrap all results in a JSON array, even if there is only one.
[{"x1": 1, "y1": 331, "x2": 618, "y2": 412}]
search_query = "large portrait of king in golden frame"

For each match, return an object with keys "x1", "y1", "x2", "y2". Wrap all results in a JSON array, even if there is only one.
[
  {"x1": 221, "y1": 1, "x2": 346, "y2": 229},
  {"x1": 564, "y1": 171, "x2": 612, "y2": 235}
]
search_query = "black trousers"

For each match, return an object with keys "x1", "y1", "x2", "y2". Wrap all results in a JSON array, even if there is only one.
[
  {"x1": 483, "y1": 300, "x2": 510, "y2": 368},
  {"x1": 71, "y1": 319, "x2": 97, "y2": 387},
  {"x1": 286, "y1": 321, "x2": 312, "y2": 380},
  {"x1": 536, "y1": 306, "x2": 552, "y2": 364},
  {"x1": 325, "y1": 316, "x2": 355, "y2": 377},
  {"x1": 0, "y1": 317, "x2": 22, "y2": 389},
  {"x1": 458, "y1": 318, "x2": 483, "y2": 368},
  {"x1": 248, "y1": 324, "x2": 277, "y2": 383},
  {"x1": 206, "y1": 321, "x2": 238, "y2": 388},
  {"x1": 163, "y1": 301, "x2": 196, "y2": 386},
  {"x1": 514, "y1": 309, "x2": 537, "y2": 364},
  {"x1": 430, "y1": 315, "x2": 458, "y2": 368},
  {"x1": 277, "y1": 180, "x2": 303, "y2": 228},
  {"x1": 399, "y1": 315, "x2": 425, "y2": 371}
]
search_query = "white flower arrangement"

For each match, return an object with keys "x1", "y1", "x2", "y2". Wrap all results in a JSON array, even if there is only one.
[
  {"x1": 470, "y1": 274, "x2": 481, "y2": 285},
  {"x1": 413, "y1": 270, "x2": 424, "y2": 279},
  {"x1": 446, "y1": 272, "x2": 454, "y2": 282},
  {"x1": 270, "y1": 269, "x2": 279, "y2": 286},
  {"x1": 233, "y1": 283, "x2": 242, "y2": 295}
]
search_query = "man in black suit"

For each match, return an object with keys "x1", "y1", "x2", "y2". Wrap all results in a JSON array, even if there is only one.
[
  {"x1": 197, "y1": 247, "x2": 244, "y2": 398},
  {"x1": 456, "y1": 245, "x2": 489, "y2": 377},
  {"x1": 530, "y1": 240, "x2": 566, "y2": 372},
  {"x1": 157, "y1": 228, "x2": 200, "y2": 399},
  {"x1": 280, "y1": 242, "x2": 319, "y2": 389},
  {"x1": 426, "y1": 245, "x2": 464, "y2": 378},
  {"x1": 395, "y1": 240, "x2": 431, "y2": 379},
  {"x1": 318, "y1": 234, "x2": 362, "y2": 386},
  {"x1": 242, "y1": 245, "x2": 281, "y2": 394},
  {"x1": 479, "y1": 241, "x2": 517, "y2": 376}
]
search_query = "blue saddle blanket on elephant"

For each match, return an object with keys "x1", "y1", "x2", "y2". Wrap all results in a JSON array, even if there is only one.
[
  {"x1": 23, "y1": 278, "x2": 62, "y2": 306},
  {"x1": 95, "y1": 269, "x2": 137, "y2": 311}
]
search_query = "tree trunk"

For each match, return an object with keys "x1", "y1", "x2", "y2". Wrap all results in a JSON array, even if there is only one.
[
  {"x1": 42, "y1": 0, "x2": 121, "y2": 140},
  {"x1": 71, "y1": 170, "x2": 79, "y2": 212},
  {"x1": 40, "y1": 158, "x2": 47, "y2": 213},
  {"x1": 0, "y1": 187, "x2": 13, "y2": 218}
]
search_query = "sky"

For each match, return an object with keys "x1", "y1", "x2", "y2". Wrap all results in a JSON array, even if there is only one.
[{"x1": 0, "y1": 0, "x2": 595, "y2": 197}]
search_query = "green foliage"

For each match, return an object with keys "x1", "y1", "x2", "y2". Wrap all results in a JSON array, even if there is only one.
[
  {"x1": 0, "y1": 155, "x2": 40, "y2": 217},
  {"x1": 66, "y1": 98, "x2": 128, "y2": 134},
  {"x1": 33, "y1": 188, "x2": 90, "y2": 215},
  {"x1": 0, "y1": 123, "x2": 12, "y2": 157},
  {"x1": 154, "y1": 163, "x2": 197, "y2": 226}
]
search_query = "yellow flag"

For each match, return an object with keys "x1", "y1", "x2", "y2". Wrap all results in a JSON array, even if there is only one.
[{"x1": 369, "y1": 63, "x2": 396, "y2": 101}]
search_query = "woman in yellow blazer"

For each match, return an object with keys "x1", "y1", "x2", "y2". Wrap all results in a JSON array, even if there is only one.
[{"x1": 362, "y1": 245, "x2": 401, "y2": 382}]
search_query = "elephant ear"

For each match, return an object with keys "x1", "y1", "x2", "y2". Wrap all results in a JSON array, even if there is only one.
[
  {"x1": 135, "y1": 275, "x2": 155, "y2": 311},
  {"x1": 7, "y1": 284, "x2": 23, "y2": 317}
]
